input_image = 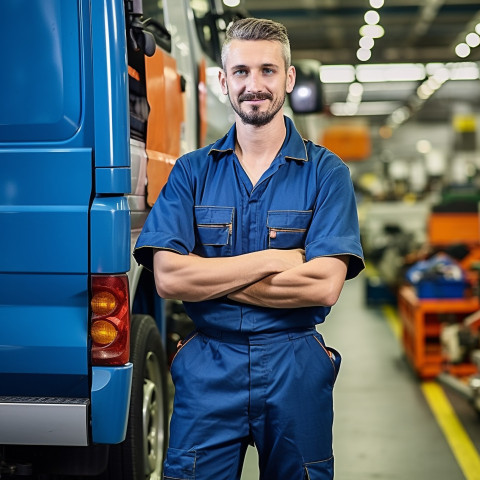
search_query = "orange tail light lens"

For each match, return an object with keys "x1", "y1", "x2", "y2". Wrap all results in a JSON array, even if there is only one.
[{"x1": 90, "y1": 275, "x2": 130, "y2": 366}]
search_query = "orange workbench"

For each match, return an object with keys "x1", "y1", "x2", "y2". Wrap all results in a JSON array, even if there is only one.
[{"x1": 398, "y1": 285, "x2": 480, "y2": 379}]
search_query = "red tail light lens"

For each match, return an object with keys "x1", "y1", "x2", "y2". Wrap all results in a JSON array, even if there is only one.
[{"x1": 90, "y1": 275, "x2": 130, "y2": 365}]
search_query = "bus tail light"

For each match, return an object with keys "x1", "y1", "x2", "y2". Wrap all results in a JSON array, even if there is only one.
[{"x1": 91, "y1": 275, "x2": 130, "y2": 366}]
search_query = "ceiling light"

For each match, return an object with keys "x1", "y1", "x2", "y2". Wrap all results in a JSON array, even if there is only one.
[
  {"x1": 222, "y1": 0, "x2": 240, "y2": 6},
  {"x1": 466, "y1": 32, "x2": 480, "y2": 48},
  {"x1": 455, "y1": 43, "x2": 471, "y2": 58},
  {"x1": 319, "y1": 65, "x2": 355, "y2": 83},
  {"x1": 330, "y1": 103, "x2": 357, "y2": 116},
  {"x1": 364, "y1": 10, "x2": 380, "y2": 25},
  {"x1": 391, "y1": 107, "x2": 410, "y2": 124},
  {"x1": 369, "y1": 0, "x2": 384, "y2": 8},
  {"x1": 359, "y1": 36, "x2": 374, "y2": 49},
  {"x1": 476, "y1": 23, "x2": 480, "y2": 35},
  {"x1": 359, "y1": 24, "x2": 385, "y2": 38},
  {"x1": 425, "y1": 77, "x2": 441, "y2": 90},
  {"x1": 417, "y1": 84, "x2": 433, "y2": 100},
  {"x1": 356, "y1": 63, "x2": 425, "y2": 82},
  {"x1": 357, "y1": 48, "x2": 372, "y2": 62},
  {"x1": 349, "y1": 82, "x2": 364, "y2": 96},
  {"x1": 447, "y1": 62, "x2": 479, "y2": 80},
  {"x1": 416, "y1": 140, "x2": 432, "y2": 154}
]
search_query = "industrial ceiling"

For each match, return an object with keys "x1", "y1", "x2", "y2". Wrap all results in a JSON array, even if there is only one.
[{"x1": 242, "y1": 0, "x2": 480, "y2": 124}]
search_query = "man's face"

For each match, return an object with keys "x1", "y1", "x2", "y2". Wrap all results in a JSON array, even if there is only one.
[{"x1": 219, "y1": 39, "x2": 296, "y2": 127}]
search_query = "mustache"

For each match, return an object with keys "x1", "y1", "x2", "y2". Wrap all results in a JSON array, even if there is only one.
[{"x1": 238, "y1": 92, "x2": 273, "y2": 102}]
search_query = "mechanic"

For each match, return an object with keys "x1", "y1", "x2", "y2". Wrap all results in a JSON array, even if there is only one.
[{"x1": 134, "y1": 17, "x2": 364, "y2": 480}]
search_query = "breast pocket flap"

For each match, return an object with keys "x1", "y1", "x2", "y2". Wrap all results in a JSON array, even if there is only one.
[
  {"x1": 267, "y1": 210, "x2": 312, "y2": 230},
  {"x1": 267, "y1": 210, "x2": 312, "y2": 249},
  {"x1": 195, "y1": 206, "x2": 234, "y2": 246}
]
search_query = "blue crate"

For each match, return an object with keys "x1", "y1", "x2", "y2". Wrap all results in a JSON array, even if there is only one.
[{"x1": 416, "y1": 280, "x2": 467, "y2": 299}]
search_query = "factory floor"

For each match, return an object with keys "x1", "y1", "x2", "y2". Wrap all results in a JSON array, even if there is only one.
[{"x1": 168, "y1": 273, "x2": 480, "y2": 479}]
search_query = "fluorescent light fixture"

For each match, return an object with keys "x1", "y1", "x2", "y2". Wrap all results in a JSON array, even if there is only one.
[
  {"x1": 331, "y1": 101, "x2": 401, "y2": 116},
  {"x1": 417, "y1": 84, "x2": 433, "y2": 100},
  {"x1": 447, "y1": 62, "x2": 479, "y2": 80},
  {"x1": 359, "y1": 24, "x2": 384, "y2": 38},
  {"x1": 330, "y1": 102, "x2": 359, "y2": 116},
  {"x1": 320, "y1": 62, "x2": 478, "y2": 87},
  {"x1": 356, "y1": 63, "x2": 425, "y2": 82},
  {"x1": 364, "y1": 10, "x2": 380, "y2": 25},
  {"x1": 425, "y1": 63, "x2": 446, "y2": 76},
  {"x1": 320, "y1": 65, "x2": 355, "y2": 83}
]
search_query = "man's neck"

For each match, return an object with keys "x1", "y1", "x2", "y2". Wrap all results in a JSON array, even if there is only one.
[{"x1": 234, "y1": 113, "x2": 286, "y2": 185}]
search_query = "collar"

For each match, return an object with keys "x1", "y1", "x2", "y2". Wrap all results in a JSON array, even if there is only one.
[{"x1": 208, "y1": 116, "x2": 309, "y2": 162}]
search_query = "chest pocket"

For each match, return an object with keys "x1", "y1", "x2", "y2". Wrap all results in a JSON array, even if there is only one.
[
  {"x1": 267, "y1": 210, "x2": 312, "y2": 249},
  {"x1": 194, "y1": 206, "x2": 234, "y2": 256}
]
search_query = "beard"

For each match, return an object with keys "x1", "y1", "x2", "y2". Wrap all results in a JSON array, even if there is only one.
[{"x1": 229, "y1": 91, "x2": 286, "y2": 127}]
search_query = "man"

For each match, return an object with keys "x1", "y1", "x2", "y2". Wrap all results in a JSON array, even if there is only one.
[{"x1": 134, "y1": 17, "x2": 364, "y2": 480}]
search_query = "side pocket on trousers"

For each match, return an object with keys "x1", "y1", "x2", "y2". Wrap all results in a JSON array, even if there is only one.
[
  {"x1": 326, "y1": 346, "x2": 342, "y2": 381},
  {"x1": 304, "y1": 456, "x2": 334, "y2": 479},
  {"x1": 164, "y1": 447, "x2": 196, "y2": 480},
  {"x1": 170, "y1": 331, "x2": 199, "y2": 376},
  {"x1": 312, "y1": 334, "x2": 342, "y2": 383}
]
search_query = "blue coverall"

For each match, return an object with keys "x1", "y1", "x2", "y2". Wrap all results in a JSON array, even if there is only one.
[{"x1": 134, "y1": 116, "x2": 364, "y2": 479}]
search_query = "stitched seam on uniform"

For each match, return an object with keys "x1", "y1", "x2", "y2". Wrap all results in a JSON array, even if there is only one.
[
  {"x1": 307, "y1": 252, "x2": 364, "y2": 262},
  {"x1": 285, "y1": 138, "x2": 309, "y2": 162},
  {"x1": 304, "y1": 455, "x2": 334, "y2": 477},
  {"x1": 136, "y1": 245, "x2": 184, "y2": 255},
  {"x1": 170, "y1": 332, "x2": 199, "y2": 367},
  {"x1": 305, "y1": 455, "x2": 334, "y2": 465},
  {"x1": 209, "y1": 147, "x2": 233, "y2": 154},
  {"x1": 313, "y1": 335, "x2": 336, "y2": 375}
]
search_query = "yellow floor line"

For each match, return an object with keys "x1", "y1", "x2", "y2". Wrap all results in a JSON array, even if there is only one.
[
  {"x1": 382, "y1": 304, "x2": 480, "y2": 479},
  {"x1": 381, "y1": 304, "x2": 402, "y2": 341},
  {"x1": 422, "y1": 382, "x2": 480, "y2": 480}
]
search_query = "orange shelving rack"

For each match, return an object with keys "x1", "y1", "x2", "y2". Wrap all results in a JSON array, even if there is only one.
[{"x1": 398, "y1": 285, "x2": 480, "y2": 379}]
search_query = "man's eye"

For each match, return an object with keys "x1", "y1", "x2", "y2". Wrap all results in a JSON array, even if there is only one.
[
  {"x1": 263, "y1": 68, "x2": 274, "y2": 74},
  {"x1": 234, "y1": 69, "x2": 247, "y2": 76}
]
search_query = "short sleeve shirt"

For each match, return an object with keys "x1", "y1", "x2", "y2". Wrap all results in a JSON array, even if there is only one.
[{"x1": 134, "y1": 116, "x2": 364, "y2": 333}]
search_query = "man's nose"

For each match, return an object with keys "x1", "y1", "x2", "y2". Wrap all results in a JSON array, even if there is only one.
[{"x1": 246, "y1": 71, "x2": 263, "y2": 92}]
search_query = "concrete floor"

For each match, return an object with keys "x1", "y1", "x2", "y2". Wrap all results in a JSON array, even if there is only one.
[{"x1": 169, "y1": 275, "x2": 480, "y2": 479}]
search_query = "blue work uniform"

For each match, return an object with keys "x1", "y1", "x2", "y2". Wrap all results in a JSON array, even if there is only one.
[{"x1": 134, "y1": 116, "x2": 364, "y2": 479}]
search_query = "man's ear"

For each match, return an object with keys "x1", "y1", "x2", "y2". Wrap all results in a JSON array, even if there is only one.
[
  {"x1": 286, "y1": 65, "x2": 296, "y2": 94},
  {"x1": 219, "y1": 69, "x2": 228, "y2": 95}
]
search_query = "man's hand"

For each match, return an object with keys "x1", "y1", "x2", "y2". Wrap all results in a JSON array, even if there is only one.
[
  {"x1": 273, "y1": 248, "x2": 306, "y2": 271},
  {"x1": 154, "y1": 248, "x2": 306, "y2": 302},
  {"x1": 227, "y1": 255, "x2": 349, "y2": 309}
]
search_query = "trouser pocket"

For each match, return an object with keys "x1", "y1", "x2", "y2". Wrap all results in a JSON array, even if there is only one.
[
  {"x1": 312, "y1": 333, "x2": 342, "y2": 383},
  {"x1": 304, "y1": 456, "x2": 334, "y2": 479},
  {"x1": 326, "y1": 345, "x2": 342, "y2": 381},
  {"x1": 163, "y1": 448, "x2": 196, "y2": 480}
]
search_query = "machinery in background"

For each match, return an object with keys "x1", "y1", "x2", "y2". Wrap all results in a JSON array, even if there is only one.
[{"x1": 440, "y1": 310, "x2": 480, "y2": 414}]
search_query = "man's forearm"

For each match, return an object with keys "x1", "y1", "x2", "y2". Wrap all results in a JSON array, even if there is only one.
[
  {"x1": 153, "y1": 248, "x2": 305, "y2": 302},
  {"x1": 227, "y1": 256, "x2": 349, "y2": 308}
]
